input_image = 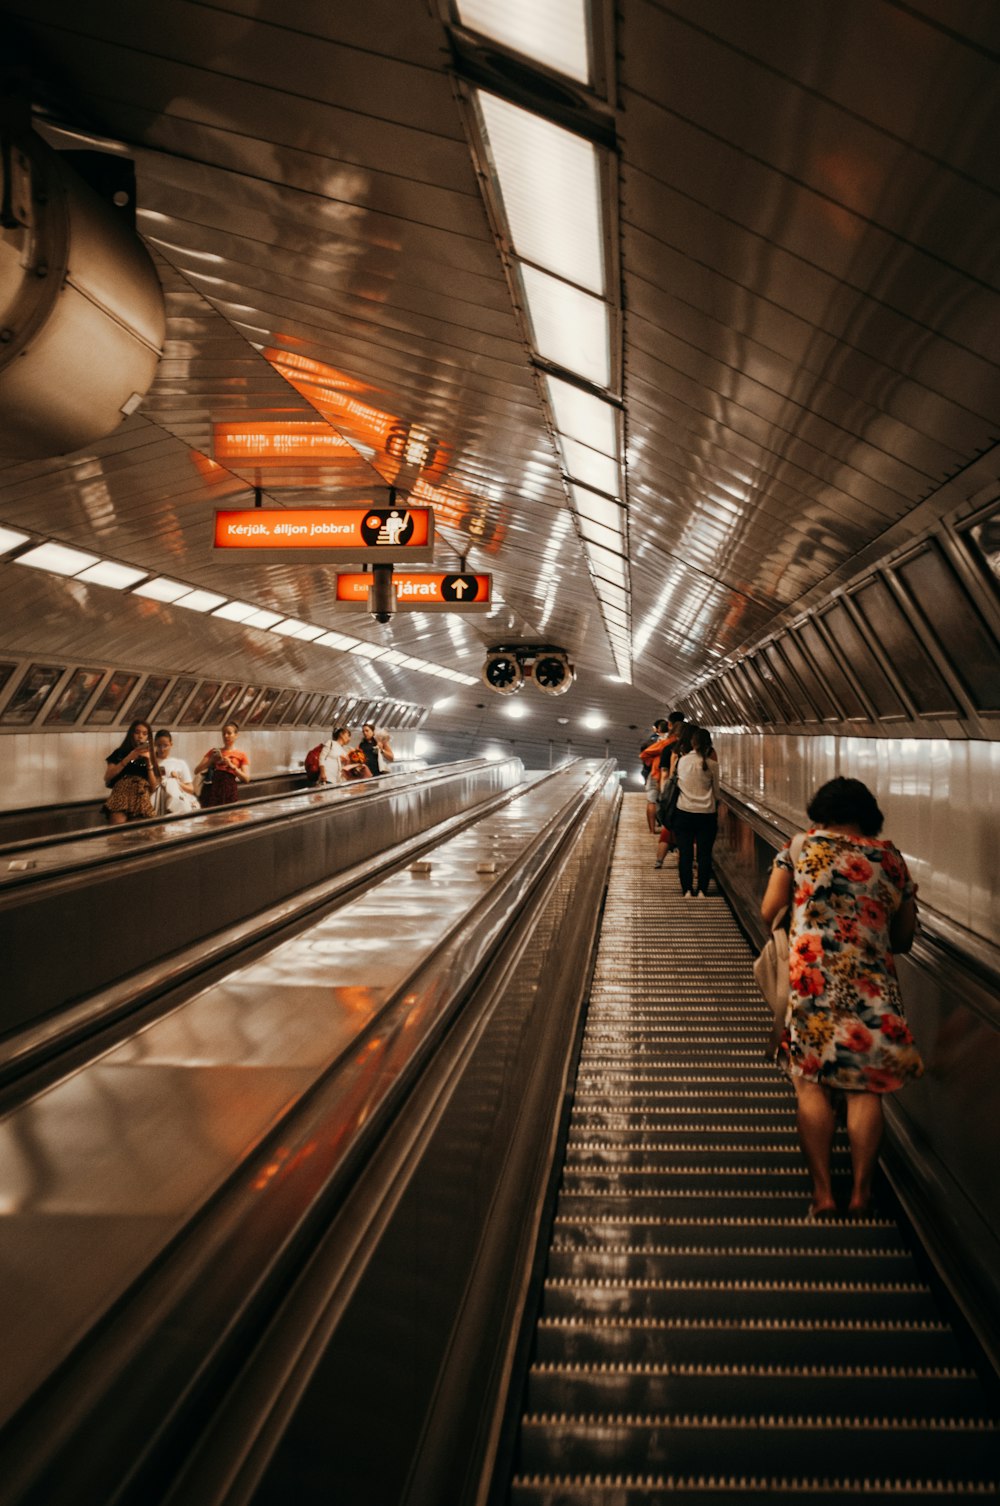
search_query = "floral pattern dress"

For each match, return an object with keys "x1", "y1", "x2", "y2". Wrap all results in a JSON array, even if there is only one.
[{"x1": 774, "y1": 829, "x2": 924, "y2": 1093}]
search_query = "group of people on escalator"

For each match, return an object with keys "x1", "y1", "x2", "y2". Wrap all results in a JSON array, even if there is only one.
[
  {"x1": 641, "y1": 710, "x2": 720, "y2": 897},
  {"x1": 103, "y1": 719, "x2": 250, "y2": 823},
  {"x1": 640, "y1": 713, "x2": 924, "y2": 1220}
]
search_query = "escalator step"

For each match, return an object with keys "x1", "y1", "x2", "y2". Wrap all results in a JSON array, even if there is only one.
[
  {"x1": 551, "y1": 1217, "x2": 906, "y2": 1254},
  {"x1": 504, "y1": 799, "x2": 1000, "y2": 1501},
  {"x1": 524, "y1": 1361, "x2": 991, "y2": 1420},
  {"x1": 546, "y1": 1247, "x2": 920, "y2": 1284},
  {"x1": 516, "y1": 1411, "x2": 1000, "y2": 1480},
  {"x1": 534, "y1": 1316, "x2": 971, "y2": 1370},
  {"x1": 540, "y1": 1276, "x2": 939, "y2": 1324},
  {"x1": 510, "y1": 1470, "x2": 999, "y2": 1503}
]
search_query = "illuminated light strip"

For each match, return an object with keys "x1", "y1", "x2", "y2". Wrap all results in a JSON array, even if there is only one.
[
  {"x1": 465, "y1": 82, "x2": 631, "y2": 673},
  {"x1": 2, "y1": 527, "x2": 476, "y2": 687},
  {"x1": 455, "y1": 0, "x2": 590, "y2": 85}
]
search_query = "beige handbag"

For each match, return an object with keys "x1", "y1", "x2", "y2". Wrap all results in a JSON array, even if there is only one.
[{"x1": 754, "y1": 832, "x2": 806, "y2": 1057}]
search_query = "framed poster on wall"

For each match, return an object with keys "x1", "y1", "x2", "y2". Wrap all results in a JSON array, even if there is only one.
[
  {"x1": 1, "y1": 664, "x2": 65, "y2": 725},
  {"x1": 45, "y1": 667, "x2": 105, "y2": 725},
  {"x1": 86, "y1": 671, "x2": 140, "y2": 726}
]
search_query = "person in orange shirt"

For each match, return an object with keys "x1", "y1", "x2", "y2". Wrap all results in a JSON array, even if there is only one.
[
  {"x1": 196, "y1": 720, "x2": 251, "y2": 806},
  {"x1": 639, "y1": 718, "x2": 670, "y2": 833}
]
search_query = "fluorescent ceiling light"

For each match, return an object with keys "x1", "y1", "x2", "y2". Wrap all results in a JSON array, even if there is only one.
[
  {"x1": 134, "y1": 577, "x2": 194, "y2": 603},
  {"x1": 519, "y1": 265, "x2": 611, "y2": 388},
  {"x1": 545, "y1": 376, "x2": 617, "y2": 455},
  {"x1": 505, "y1": 703, "x2": 528, "y2": 719},
  {"x1": 602, "y1": 604, "x2": 630, "y2": 629},
  {"x1": 349, "y1": 642, "x2": 386, "y2": 659},
  {"x1": 596, "y1": 580, "x2": 629, "y2": 610},
  {"x1": 175, "y1": 589, "x2": 227, "y2": 613},
  {"x1": 457, "y1": 0, "x2": 590, "y2": 84},
  {"x1": 571, "y1": 485, "x2": 625, "y2": 531},
  {"x1": 316, "y1": 630, "x2": 361, "y2": 650},
  {"x1": 270, "y1": 618, "x2": 308, "y2": 637},
  {"x1": 559, "y1": 436, "x2": 619, "y2": 497},
  {"x1": 15, "y1": 541, "x2": 100, "y2": 576},
  {"x1": 76, "y1": 560, "x2": 148, "y2": 590},
  {"x1": 213, "y1": 600, "x2": 259, "y2": 623},
  {"x1": 578, "y1": 515, "x2": 624, "y2": 554},
  {"x1": 243, "y1": 608, "x2": 285, "y2": 629},
  {"x1": 291, "y1": 624, "x2": 325, "y2": 642},
  {"x1": 379, "y1": 649, "x2": 408, "y2": 665},
  {"x1": 0, "y1": 526, "x2": 30, "y2": 555},
  {"x1": 477, "y1": 93, "x2": 604, "y2": 294},
  {"x1": 584, "y1": 540, "x2": 627, "y2": 579},
  {"x1": 582, "y1": 711, "x2": 606, "y2": 730}
]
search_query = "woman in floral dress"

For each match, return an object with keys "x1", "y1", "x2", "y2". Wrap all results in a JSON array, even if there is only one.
[{"x1": 761, "y1": 778, "x2": 923, "y2": 1217}]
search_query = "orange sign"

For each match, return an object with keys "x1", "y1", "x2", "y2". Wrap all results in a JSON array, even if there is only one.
[
  {"x1": 336, "y1": 571, "x2": 492, "y2": 611},
  {"x1": 214, "y1": 507, "x2": 434, "y2": 561}
]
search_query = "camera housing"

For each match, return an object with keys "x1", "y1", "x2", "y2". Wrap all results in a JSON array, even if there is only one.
[{"x1": 481, "y1": 645, "x2": 574, "y2": 696}]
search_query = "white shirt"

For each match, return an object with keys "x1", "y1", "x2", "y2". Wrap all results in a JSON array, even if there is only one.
[
  {"x1": 676, "y1": 750, "x2": 720, "y2": 813},
  {"x1": 318, "y1": 740, "x2": 345, "y2": 783}
]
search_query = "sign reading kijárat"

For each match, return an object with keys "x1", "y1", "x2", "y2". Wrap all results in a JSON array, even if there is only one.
[
  {"x1": 213, "y1": 507, "x2": 434, "y2": 562},
  {"x1": 335, "y1": 571, "x2": 492, "y2": 611}
]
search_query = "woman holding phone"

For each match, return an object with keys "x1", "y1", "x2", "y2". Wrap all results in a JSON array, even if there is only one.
[
  {"x1": 196, "y1": 721, "x2": 251, "y2": 806},
  {"x1": 103, "y1": 719, "x2": 160, "y2": 824}
]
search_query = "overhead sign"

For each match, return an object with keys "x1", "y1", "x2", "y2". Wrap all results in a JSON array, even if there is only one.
[
  {"x1": 213, "y1": 507, "x2": 435, "y2": 562},
  {"x1": 336, "y1": 571, "x2": 492, "y2": 612}
]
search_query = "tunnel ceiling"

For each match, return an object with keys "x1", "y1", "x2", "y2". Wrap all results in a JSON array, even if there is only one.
[{"x1": 1, "y1": 0, "x2": 999, "y2": 752}]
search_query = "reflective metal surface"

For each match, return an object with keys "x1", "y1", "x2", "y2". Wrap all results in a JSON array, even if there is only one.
[
  {"x1": 0, "y1": 760, "x2": 605, "y2": 1429},
  {"x1": 0, "y1": 757, "x2": 525, "y2": 1029},
  {"x1": 0, "y1": 0, "x2": 996, "y2": 762},
  {"x1": 716, "y1": 730, "x2": 1000, "y2": 945}
]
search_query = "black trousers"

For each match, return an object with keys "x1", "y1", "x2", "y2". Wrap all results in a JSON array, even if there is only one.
[{"x1": 673, "y1": 809, "x2": 718, "y2": 895}]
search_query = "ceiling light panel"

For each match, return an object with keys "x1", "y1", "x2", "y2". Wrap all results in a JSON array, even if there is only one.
[
  {"x1": 213, "y1": 600, "x2": 259, "y2": 622},
  {"x1": 456, "y1": 0, "x2": 590, "y2": 84},
  {"x1": 585, "y1": 543, "x2": 627, "y2": 585},
  {"x1": 15, "y1": 542, "x2": 100, "y2": 576},
  {"x1": 243, "y1": 608, "x2": 285, "y2": 629},
  {"x1": 270, "y1": 618, "x2": 308, "y2": 636},
  {"x1": 292, "y1": 624, "x2": 325, "y2": 641},
  {"x1": 75, "y1": 561, "x2": 148, "y2": 589},
  {"x1": 578, "y1": 514, "x2": 625, "y2": 553},
  {"x1": 519, "y1": 265, "x2": 611, "y2": 388},
  {"x1": 476, "y1": 92, "x2": 605, "y2": 294},
  {"x1": 134, "y1": 577, "x2": 192, "y2": 603},
  {"x1": 175, "y1": 589, "x2": 227, "y2": 613},
  {"x1": 545, "y1": 375, "x2": 618, "y2": 455},
  {"x1": 317, "y1": 630, "x2": 361, "y2": 649},
  {"x1": 558, "y1": 435, "x2": 620, "y2": 496},
  {"x1": 0, "y1": 526, "x2": 30, "y2": 555},
  {"x1": 596, "y1": 580, "x2": 629, "y2": 610},
  {"x1": 571, "y1": 485, "x2": 626, "y2": 532}
]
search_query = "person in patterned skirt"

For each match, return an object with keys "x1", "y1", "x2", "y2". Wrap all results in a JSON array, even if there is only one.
[{"x1": 761, "y1": 778, "x2": 923, "y2": 1218}]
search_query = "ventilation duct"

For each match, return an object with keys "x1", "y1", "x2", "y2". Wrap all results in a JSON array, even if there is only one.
[{"x1": 0, "y1": 128, "x2": 165, "y2": 460}]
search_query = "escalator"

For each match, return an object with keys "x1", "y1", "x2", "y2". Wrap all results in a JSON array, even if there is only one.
[{"x1": 509, "y1": 798, "x2": 999, "y2": 1501}]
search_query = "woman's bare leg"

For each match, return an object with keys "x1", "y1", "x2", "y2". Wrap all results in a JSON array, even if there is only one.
[
  {"x1": 845, "y1": 1091, "x2": 883, "y2": 1213},
  {"x1": 107, "y1": 811, "x2": 127, "y2": 825},
  {"x1": 794, "y1": 1079, "x2": 837, "y2": 1213}
]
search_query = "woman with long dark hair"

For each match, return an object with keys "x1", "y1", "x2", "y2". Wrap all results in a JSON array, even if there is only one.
[
  {"x1": 672, "y1": 726, "x2": 720, "y2": 896},
  {"x1": 103, "y1": 719, "x2": 160, "y2": 824},
  {"x1": 761, "y1": 777, "x2": 922, "y2": 1217}
]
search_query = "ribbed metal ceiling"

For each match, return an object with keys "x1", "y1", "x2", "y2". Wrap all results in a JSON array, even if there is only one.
[{"x1": 1, "y1": 0, "x2": 998, "y2": 760}]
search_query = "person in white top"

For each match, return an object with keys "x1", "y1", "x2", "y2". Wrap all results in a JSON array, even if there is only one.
[
  {"x1": 315, "y1": 726, "x2": 352, "y2": 785},
  {"x1": 673, "y1": 726, "x2": 721, "y2": 897},
  {"x1": 153, "y1": 729, "x2": 200, "y2": 815}
]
